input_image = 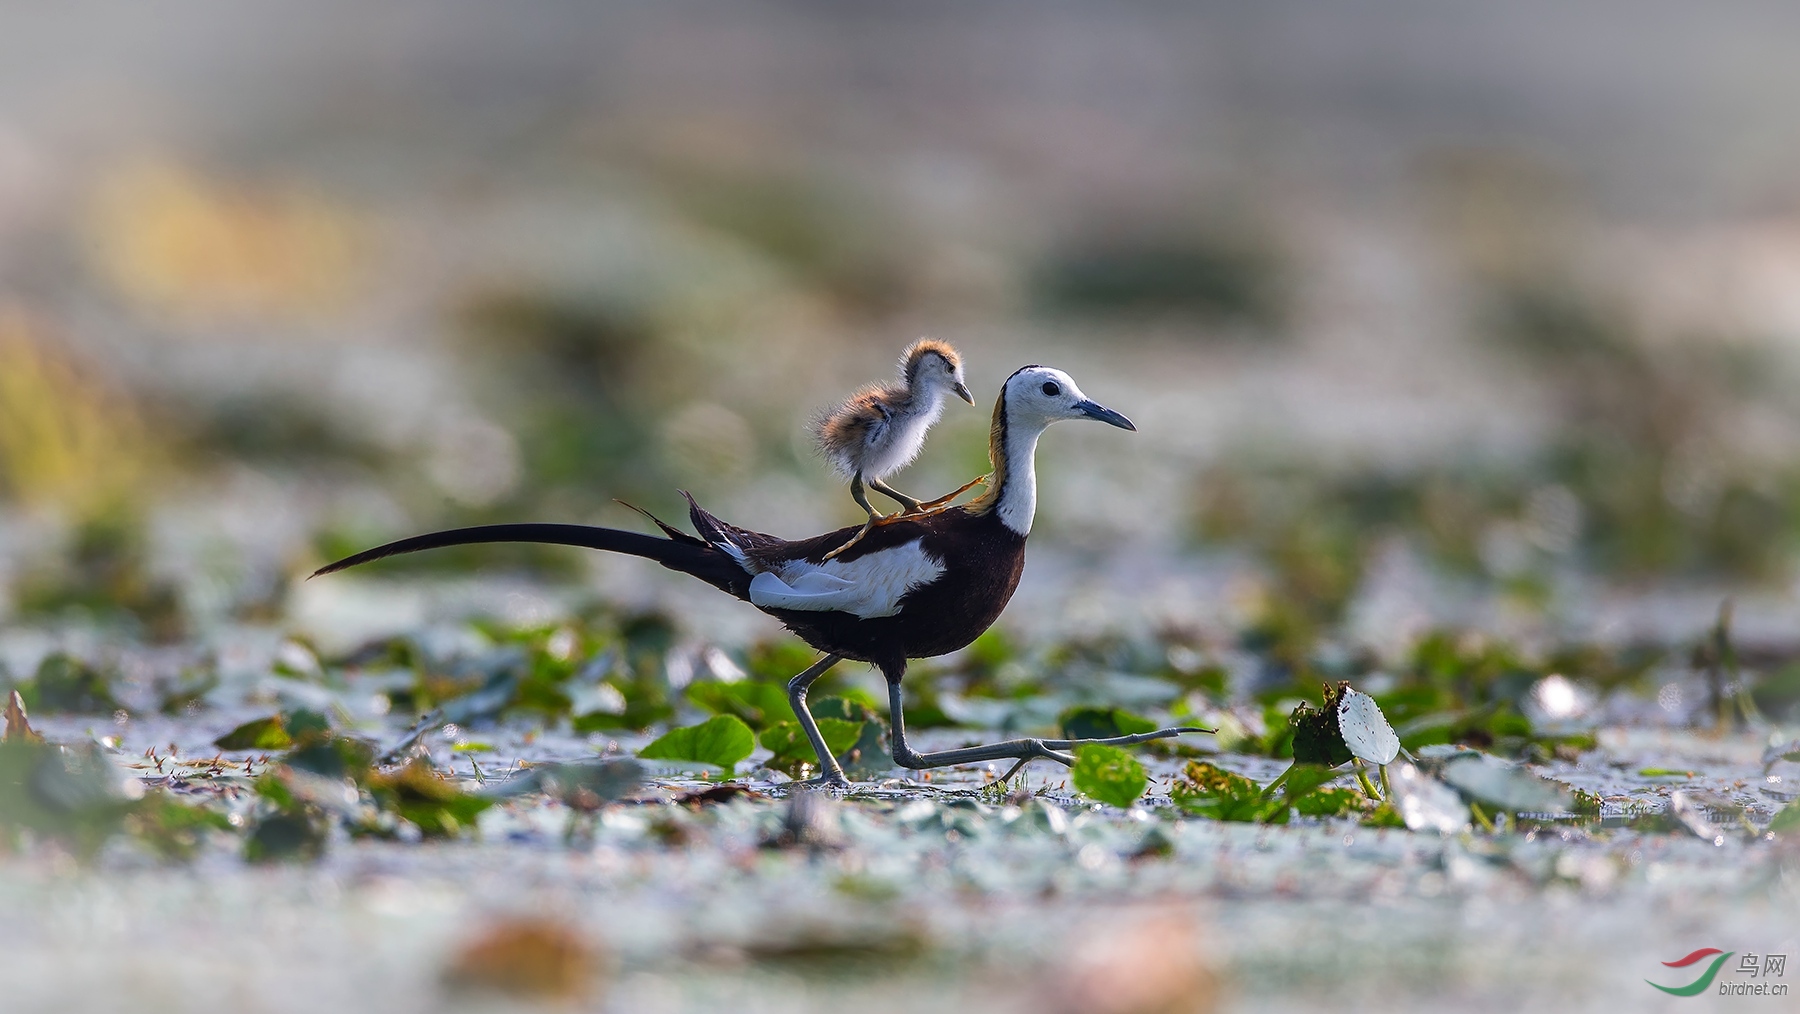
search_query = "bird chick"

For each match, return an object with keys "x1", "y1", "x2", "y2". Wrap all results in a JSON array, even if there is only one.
[{"x1": 813, "y1": 338, "x2": 975, "y2": 558}]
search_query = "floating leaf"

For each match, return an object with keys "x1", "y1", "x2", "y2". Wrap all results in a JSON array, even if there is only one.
[
  {"x1": 1769, "y1": 802, "x2": 1800, "y2": 835},
  {"x1": 1058, "y1": 706, "x2": 1157, "y2": 741},
  {"x1": 686, "y1": 680, "x2": 794, "y2": 731},
  {"x1": 366, "y1": 760, "x2": 492, "y2": 838},
  {"x1": 760, "y1": 719, "x2": 864, "y2": 776},
  {"x1": 214, "y1": 715, "x2": 294, "y2": 751},
  {"x1": 17, "y1": 653, "x2": 122, "y2": 714},
  {"x1": 1171, "y1": 761, "x2": 1276, "y2": 822},
  {"x1": 1336, "y1": 689, "x2": 1399, "y2": 765},
  {"x1": 1439, "y1": 753, "x2": 1574, "y2": 814},
  {"x1": 1072, "y1": 743, "x2": 1148, "y2": 808},
  {"x1": 639, "y1": 715, "x2": 755, "y2": 771},
  {"x1": 245, "y1": 810, "x2": 328, "y2": 863},
  {"x1": 1387, "y1": 763, "x2": 1470, "y2": 833},
  {"x1": 244, "y1": 770, "x2": 331, "y2": 863}
]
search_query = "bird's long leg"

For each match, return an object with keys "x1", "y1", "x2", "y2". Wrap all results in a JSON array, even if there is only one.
[
  {"x1": 883, "y1": 667, "x2": 1209, "y2": 783},
  {"x1": 866, "y1": 477, "x2": 924, "y2": 514},
  {"x1": 787, "y1": 653, "x2": 848, "y2": 787},
  {"x1": 822, "y1": 476, "x2": 881, "y2": 561}
]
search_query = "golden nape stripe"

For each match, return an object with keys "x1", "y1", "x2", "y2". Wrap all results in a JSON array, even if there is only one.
[{"x1": 966, "y1": 385, "x2": 1010, "y2": 517}]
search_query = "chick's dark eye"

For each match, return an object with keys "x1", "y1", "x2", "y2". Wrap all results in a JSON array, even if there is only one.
[{"x1": 1041, "y1": 381, "x2": 1061, "y2": 397}]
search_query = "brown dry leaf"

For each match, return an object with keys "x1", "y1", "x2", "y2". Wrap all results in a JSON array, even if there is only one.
[
  {"x1": 4, "y1": 691, "x2": 43, "y2": 743},
  {"x1": 443, "y1": 917, "x2": 603, "y2": 1003},
  {"x1": 1045, "y1": 908, "x2": 1219, "y2": 1014}
]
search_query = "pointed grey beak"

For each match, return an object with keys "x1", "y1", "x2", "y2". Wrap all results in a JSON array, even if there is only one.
[
  {"x1": 1075, "y1": 400, "x2": 1135, "y2": 431},
  {"x1": 953, "y1": 382, "x2": 975, "y2": 405}
]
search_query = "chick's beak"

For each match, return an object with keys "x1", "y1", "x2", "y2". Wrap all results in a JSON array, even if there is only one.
[
  {"x1": 953, "y1": 381, "x2": 975, "y2": 405},
  {"x1": 1075, "y1": 399, "x2": 1136, "y2": 431}
]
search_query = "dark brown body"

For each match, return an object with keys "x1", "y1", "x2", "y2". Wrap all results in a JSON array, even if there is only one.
[{"x1": 682, "y1": 496, "x2": 1026, "y2": 666}]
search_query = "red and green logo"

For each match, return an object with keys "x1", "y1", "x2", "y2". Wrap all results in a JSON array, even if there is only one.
[{"x1": 1648, "y1": 949, "x2": 1734, "y2": 996}]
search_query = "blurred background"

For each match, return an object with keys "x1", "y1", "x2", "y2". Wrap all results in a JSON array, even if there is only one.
[{"x1": 7, "y1": 0, "x2": 1800, "y2": 665}]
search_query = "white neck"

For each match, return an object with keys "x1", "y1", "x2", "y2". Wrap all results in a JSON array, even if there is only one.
[{"x1": 995, "y1": 419, "x2": 1044, "y2": 535}]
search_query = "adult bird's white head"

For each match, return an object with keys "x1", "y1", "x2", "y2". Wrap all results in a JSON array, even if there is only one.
[{"x1": 974, "y1": 365, "x2": 1136, "y2": 536}]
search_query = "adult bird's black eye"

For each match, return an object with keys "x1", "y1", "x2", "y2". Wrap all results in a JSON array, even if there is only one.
[{"x1": 1041, "y1": 381, "x2": 1061, "y2": 396}]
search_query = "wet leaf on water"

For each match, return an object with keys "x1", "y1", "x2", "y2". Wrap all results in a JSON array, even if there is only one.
[
  {"x1": 1171, "y1": 761, "x2": 1277, "y2": 822},
  {"x1": 1438, "y1": 753, "x2": 1574, "y2": 814},
  {"x1": 1071, "y1": 742, "x2": 1148, "y2": 808},
  {"x1": 1387, "y1": 762, "x2": 1471, "y2": 833},
  {"x1": 835, "y1": 713, "x2": 894, "y2": 779},
  {"x1": 686, "y1": 680, "x2": 794, "y2": 731},
  {"x1": 759, "y1": 719, "x2": 864, "y2": 777},
  {"x1": 1336, "y1": 689, "x2": 1400, "y2": 765},
  {"x1": 244, "y1": 810, "x2": 329, "y2": 863},
  {"x1": 1289, "y1": 682, "x2": 1353, "y2": 767},
  {"x1": 443, "y1": 918, "x2": 603, "y2": 1002},
  {"x1": 213, "y1": 715, "x2": 294, "y2": 751},
  {"x1": 1769, "y1": 802, "x2": 1800, "y2": 835},
  {"x1": 365, "y1": 759, "x2": 492, "y2": 837},
  {"x1": 4, "y1": 691, "x2": 43, "y2": 743},
  {"x1": 214, "y1": 708, "x2": 333, "y2": 753},
  {"x1": 1058, "y1": 705, "x2": 1158, "y2": 741},
  {"x1": 1280, "y1": 764, "x2": 1365, "y2": 817},
  {"x1": 15, "y1": 654, "x2": 123, "y2": 714},
  {"x1": 639, "y1": 714, "x2": 755, "y2": 771},
  {"x1": 286, "y1": 734, "x2": 378, "y2": 781}
]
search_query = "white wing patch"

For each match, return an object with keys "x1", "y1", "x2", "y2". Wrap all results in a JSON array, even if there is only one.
[{"x1": 747, "y1": 538, "x2": 945, "y2": 618}]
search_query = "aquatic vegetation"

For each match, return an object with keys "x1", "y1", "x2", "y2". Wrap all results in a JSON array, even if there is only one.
[
  {"x1": 638, "y1": 714, "x2": 757, "y2": 771},
  {"x1": 1070, "y1": 743, "x2": 1148, "y2": 808}
]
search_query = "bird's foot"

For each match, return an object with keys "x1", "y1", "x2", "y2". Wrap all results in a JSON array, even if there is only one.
[
  {"x1": 907, "y1": 473, "x2": 991, "y2": 515},
  {"x1": 821, "y1": 518, "x2": 878, "y2": 561},
  {"x1": 792, "y1": 771, "x2": 853, "y2": 793}
]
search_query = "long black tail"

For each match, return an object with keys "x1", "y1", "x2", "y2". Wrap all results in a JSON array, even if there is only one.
[{"x1": 310, "y1": 522, "x2": 751, "y2": 599}]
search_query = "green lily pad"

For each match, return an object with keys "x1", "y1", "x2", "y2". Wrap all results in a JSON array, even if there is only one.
[
  {"x1": 1071, "y1": 742, "x2": 1148, "y2": 808},
  {"x1": 686, "y1": 680, "x2": 795, "y2": 731},
  {"x1": 639, "y1": 715, "x2": 756, "y2": 771},
  {"x1": 760, "y1": 719, "x2": 865, "y2": 773},
  {"x1": 365, "y1": 759, "x2": 493, "y2": 838}
]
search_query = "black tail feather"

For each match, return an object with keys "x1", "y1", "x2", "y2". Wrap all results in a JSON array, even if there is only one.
[{"x1": 310, "y1": 522, "x2": 751, "y2": 598}]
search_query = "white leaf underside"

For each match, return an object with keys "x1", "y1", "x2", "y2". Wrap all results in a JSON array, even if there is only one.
[{"x1": 1337, "y1": 689, "x2": 1401, "y2": 765}]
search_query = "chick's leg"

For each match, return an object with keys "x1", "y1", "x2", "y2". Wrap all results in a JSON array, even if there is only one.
[
  {"x1": 822, "y1": 475, "x2": 880, "y2": 560},
  {"x1": 867, "y1": 477, "x2": 924, "y2": 514}
]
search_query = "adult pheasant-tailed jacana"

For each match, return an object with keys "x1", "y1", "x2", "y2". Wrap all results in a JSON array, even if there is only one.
[
  {"x1": 812, "y1": 338, "x2": 975, "y2": 559},
  {"x1": 314, "y1": 365, "x2": 1205, "y2": 786}
]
